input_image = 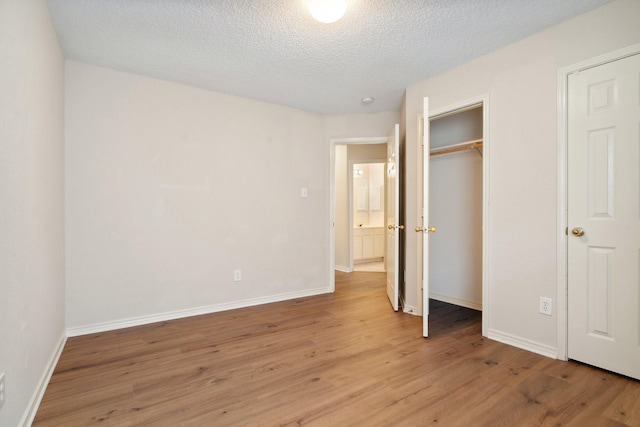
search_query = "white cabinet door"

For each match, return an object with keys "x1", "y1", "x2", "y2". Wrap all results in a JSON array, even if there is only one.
[
  {"x1": 353, "y1": 228, "x2": 363, "y2": 260},
  {"x1": 373, "y1": 228, "x2": 385, "y2": 258},
  {"x1": 362, "y1": 232, "x2": 374, "y2": 259}
]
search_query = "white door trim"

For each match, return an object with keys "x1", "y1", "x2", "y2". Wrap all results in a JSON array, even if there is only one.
[
  {"x1": 422, "y1": 94, "x2": 490, "y2": 337},
  {"x1": 556, "y1": 42, "x2": 640, "y2": 361},
  {"x1": 329, "y1": 137, "x2": 389, "y2": 293}
]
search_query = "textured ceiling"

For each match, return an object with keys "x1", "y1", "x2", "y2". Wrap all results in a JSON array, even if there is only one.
[{"x1": 47, "y1": 0, "x2": 613, "y2": 115}]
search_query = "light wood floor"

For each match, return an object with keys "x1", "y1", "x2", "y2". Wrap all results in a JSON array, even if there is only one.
[{"x1": 35, "y1": 272, "x2": 640, "y2": 426}]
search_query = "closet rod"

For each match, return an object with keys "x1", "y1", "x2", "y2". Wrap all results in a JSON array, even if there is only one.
[{"x1": 430, "y1": 139, "x2": 483, "y2": 157}]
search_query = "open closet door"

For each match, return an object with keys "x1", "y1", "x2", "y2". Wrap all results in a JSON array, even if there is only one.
[
  {"x1": 421, "y1": 97, "x2": 432, "y2": 337},
  {"x1": 386, "y1": 124, "x2": 401, "y2": 311}
]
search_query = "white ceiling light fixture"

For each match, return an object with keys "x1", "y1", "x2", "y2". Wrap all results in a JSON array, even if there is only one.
[{"x1": 308, "y1": 0, "x2": 347, "y2": 24}]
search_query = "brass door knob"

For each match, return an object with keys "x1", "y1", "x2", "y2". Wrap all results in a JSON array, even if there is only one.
[
  {"x1": 571, "y1": 227, "x2": 585, "y2": 237},
  {"x1": 398, "y1": 225, "x2": 405, "y2": 230},
  {"x1": 415, "y1": 227, "x2": 423, "y2": 232},
  {"x1": 388, "y1": 225, "x2": 394, "y2": 230},
  {"x1": 388, "y1": 224, "x2": 405, "y2": 230},
  {"x1": 427, "y1": 226, "x2": 437, "y2": 233}
]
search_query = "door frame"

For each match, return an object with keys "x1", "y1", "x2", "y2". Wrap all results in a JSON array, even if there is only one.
[
  {"x1": 556, "y1": 42, "x2": 640, "y2": 361},
  {"x1": 419, "y1": 94, "x2": 490, "y2": 337},
  {"x1": 329, "y1": 137, "x2": 389, "y2": 292}
]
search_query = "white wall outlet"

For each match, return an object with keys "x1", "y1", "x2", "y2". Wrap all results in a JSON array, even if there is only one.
[
  {"x1": 539, "y1": 297, "x2": 552, "y2": 316},
  {"x1": 233, "y1": 270, "x2": 242, "y2": 282},
  {"x1": 0, "y1": 372, "x2": 6, "y2": 410}
]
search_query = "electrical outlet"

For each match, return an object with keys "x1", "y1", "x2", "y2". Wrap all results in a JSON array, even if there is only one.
[
  {"x1": 233, "y1": 270, "x2": 242, "y2": 282},
  {"x1": 540, "y1": 297, "x2": 552, "y2": 316},
  {"x1": 0, "y1": 372, "x2": 5, "y2": 410}
]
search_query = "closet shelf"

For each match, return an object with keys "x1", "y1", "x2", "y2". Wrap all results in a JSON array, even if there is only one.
[{"x1": 430, "y1": 139, "x2": 483, "y2": 157}]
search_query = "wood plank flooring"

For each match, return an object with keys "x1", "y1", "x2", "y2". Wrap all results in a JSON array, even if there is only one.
[{"x1": 34, "y1": 271, "x2": 640, "y2": 426}]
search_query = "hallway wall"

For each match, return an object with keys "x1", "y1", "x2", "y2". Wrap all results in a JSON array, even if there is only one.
[{"x1": 0, "y1": 1, "x2": 66, "y2": 425}]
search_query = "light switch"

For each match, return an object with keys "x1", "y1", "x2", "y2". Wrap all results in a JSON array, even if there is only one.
[{"x1": 301, "y1": 187, "x2": 308, "y2": 198}]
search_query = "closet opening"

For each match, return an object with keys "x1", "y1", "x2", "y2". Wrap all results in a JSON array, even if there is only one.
[{"x1": 428, "y1": 104, "x2": 484, "y2": 329}]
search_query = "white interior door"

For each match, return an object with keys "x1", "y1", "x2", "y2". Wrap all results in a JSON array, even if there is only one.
[
  {"x1": 567, "y1": 53, "x2": 640, "y2": 380},
  {"x1": 421, "y1": 97, "x2": 431, "y2": 337},
  {"x1": 386, "y1": 124, "x2": 400, "y2": 311}
]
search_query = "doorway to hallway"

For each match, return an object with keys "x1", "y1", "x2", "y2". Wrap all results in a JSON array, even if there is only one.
[{"x1": 329, "y1": 136, "x2": 392, "y2": 294}]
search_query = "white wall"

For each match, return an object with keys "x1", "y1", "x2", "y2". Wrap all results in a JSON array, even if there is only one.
[
  {"x1": 430, "y1": 108, "x2": 483, "y2": 149},
  {"x1": 325, "y1": 112, "x2": 399, "y2": 140},
  {"x1": 348, "y1": 144, "x2": 387, "y2": 162},
  {"x1": 0, "y1": 1, "x2": 66, "y2": 425},
  {"x1": 429, "y1": 151, "x2": 483, "y2": 308},
  {"x1": 405, "y1": 0, "x2": 640, "y2": 355},
  {"x1": 65, "y1": 62, "x2": 329, "y2": 331}
]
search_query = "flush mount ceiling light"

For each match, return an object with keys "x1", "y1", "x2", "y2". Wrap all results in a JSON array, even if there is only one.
[
  {"x1": 361, "y1": 97, "x2": 374, "y2": 105},
  {"x1": 308, "y1": 0, "x2": 347, "y2": 24}
]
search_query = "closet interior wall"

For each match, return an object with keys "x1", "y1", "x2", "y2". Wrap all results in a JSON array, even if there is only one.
[{"x1": 429, "y1": 106, "x2": 483, "y2": 310}]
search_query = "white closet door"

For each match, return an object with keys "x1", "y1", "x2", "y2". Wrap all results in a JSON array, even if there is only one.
[{"x1": 567, "y1": 53, "x2": 640, "y2": 380}]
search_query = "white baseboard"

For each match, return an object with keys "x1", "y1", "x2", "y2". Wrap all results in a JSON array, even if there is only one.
[
  {"x1": 21, "y1": 331, "x2": 67, "y2": 427},
  {"x1": 354, "y1": 257, "x2": 383, "y2": 264},
  {"x1": 403, "y1": 303, "x2": 420, "y2": 316},
  {"x1": 430, "y1": 293, "x2": 482, "y2": 311},
  {"x1": 335, "y1": 265, "x2": 352, "y2": 273},
  {"x1": 487, "y1": 329, "x2": 557, "y2": 359},
  {"x1": 67, "y1": 286, "x2": 331, "y2": 337}
]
